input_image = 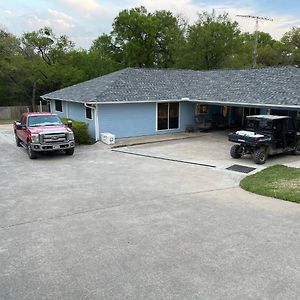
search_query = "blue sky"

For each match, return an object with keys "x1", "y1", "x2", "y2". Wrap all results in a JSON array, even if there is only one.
[{"x1": 1, "y1": 0, "x2": 299, "y2": 48}]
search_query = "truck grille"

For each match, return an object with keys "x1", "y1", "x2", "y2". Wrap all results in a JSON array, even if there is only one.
[{"x1": 41, "y1": 133, "x2": 68, "y2": 144}]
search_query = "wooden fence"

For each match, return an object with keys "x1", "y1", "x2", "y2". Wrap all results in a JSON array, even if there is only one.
[{"x1": 0, "y1": 105, "x2": 49, "y2": 120}]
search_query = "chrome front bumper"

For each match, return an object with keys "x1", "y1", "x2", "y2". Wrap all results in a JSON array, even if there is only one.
[{"x1": 31, "y1": 140, "x2": 75, "y2": 151}]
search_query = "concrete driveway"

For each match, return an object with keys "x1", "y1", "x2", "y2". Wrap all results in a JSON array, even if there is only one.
[
  {"x1": 114, "y1": 130, "x2": 300, "y2": 172},
  {"x1": 0, "y1": 125, "x2": 300, "y2": 300}
]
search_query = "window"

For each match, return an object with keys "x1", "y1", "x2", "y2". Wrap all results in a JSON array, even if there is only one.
[
  {"x1": 196, "y1": 104, "x2": 208, "y2": 115},
  {"x1": 55, "y1": 100, "x2": 62, "y2": 112},
  {"x1": 157, "y1": 102, "x2": 179, "y2": 130},
  {"x1": 85, "y1": 106, "x2": 93, "y2": 119}
]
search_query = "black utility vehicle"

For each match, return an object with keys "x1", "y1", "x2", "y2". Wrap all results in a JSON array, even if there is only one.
[{"x1": 228, "y1": 115, "x2": 300, "y2": 164}]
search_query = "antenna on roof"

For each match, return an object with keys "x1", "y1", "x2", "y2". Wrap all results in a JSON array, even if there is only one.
[{"x1": 236, "y1": 15, "x2": 273, "y2": 67}]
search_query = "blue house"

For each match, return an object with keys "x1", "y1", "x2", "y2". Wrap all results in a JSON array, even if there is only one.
[{"x1": 41, "y1": 67, "x2": 300, "y2": 140}]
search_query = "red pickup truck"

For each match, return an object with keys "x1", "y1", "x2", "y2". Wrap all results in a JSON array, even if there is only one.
[{"x1": 14, "y1": 112, "x2": 75, "y2": 159}]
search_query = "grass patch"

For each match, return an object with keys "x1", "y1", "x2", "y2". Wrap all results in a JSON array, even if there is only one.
[
  {"x1": 0, "y1": 119, "x2": 16, "y2": 125},
  {"x1": 240, "y1": 165, "x2": 300, "y2": 203}
]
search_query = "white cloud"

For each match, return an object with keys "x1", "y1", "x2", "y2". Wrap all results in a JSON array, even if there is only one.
[
  {"x1": 48, "y1": 8, "x2": 73, "y2": 20},
  {"x1": 61, "y1": 0, "x2": 105, "y2": 15},
  {"x1": 25, "y1": 11, "x2": 75, "y2": 33},
  {"x1": 4, "y1": 10, "x2": 15, "y2": 16}
]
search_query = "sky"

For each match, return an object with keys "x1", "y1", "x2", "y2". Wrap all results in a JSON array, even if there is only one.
[{"x1": 1, "y1": 0, "x2": 300, "y2": 49}]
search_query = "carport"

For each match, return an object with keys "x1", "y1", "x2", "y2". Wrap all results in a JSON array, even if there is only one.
[{"x1": 191, "y1": 102, "x2": 299, "y2": 131}]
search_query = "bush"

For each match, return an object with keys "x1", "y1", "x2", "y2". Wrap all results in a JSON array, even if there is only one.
[{"x1": 61, "y1": 118, "x2": 94, "y2": 145}]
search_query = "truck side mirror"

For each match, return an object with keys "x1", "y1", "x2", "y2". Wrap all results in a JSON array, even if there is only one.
[
  {"x1": 15, "y1": 121, "x2": 23, "y2": 130},
  {"x1": 67, "y1": 120, "x2": 73, "y2": 128}
]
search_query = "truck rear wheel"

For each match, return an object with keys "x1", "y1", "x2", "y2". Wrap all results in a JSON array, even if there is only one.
[
  {"x1": 27, "y1": 144, "x2": 37, "y2": 159},
  {"x1": 230, "y1": 144, "x2": 242, "y2": 159},
  {"x1": 253, "y1": 149, "x2": 267, "y2": 164},
  {"x1": 65, "y1": 148, "x2": 74, "y2": 156}
]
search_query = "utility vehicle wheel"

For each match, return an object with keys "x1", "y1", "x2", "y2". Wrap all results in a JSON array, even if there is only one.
[
  {"x1": 65, "y1": 148, "x2": 74, "y2": 156},
  {"x1": 27, "y1": 143, "x2": 37, "y2": 159},
  {"x1": 230, "y1": 144, "x2": 242, "y2": 159},
  {"x1": 15, "y1": 134, "x2": 21, "y2": 147},
  {"x1": 253, "y1": 149, "x2": 267, "y2": 164},
  {"x1": 293, "y1": 142, "x2": 300, "y2": 155}
]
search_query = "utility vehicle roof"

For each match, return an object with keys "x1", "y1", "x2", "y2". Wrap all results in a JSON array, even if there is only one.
[{"x1": 246, "y1": 115, "x2": 291, "y2": 121}]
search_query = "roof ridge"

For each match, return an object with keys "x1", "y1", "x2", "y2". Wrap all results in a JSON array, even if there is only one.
[{"x1": 119, "y1": 65, "x2": 299, "y2": 74}]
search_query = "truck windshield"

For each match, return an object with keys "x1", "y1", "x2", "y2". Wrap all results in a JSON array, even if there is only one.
[{"x1": 28, "y1": 115, "x2": 63, "y2": 127}]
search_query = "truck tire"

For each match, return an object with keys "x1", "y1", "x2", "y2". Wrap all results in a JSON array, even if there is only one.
[
  {"x1": 65, "y1": 148, "x2": 74, "y2": 156},
  {"x1": 253, "y1": 149, "x2": 267, "y2": 164},
  {"x1": 15, "y1": 134, "x2": 21, "y2": 147},
  {"x1": 230, "y1": 144, "x2": 242, "y2": 159},
  {"x1": 27, "y1": 143, "x2": 37, "y2": 159},
  {"x1": 293, "y1": 142, "x2": 300, "y2": 155}
]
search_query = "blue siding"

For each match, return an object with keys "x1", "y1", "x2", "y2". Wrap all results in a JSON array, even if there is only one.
[
  {"x1": 50, "y1": 100, "x2": 96, "y2": 138},
  {"x1": 99, "y1": 102, "x2": 195, "y2": 138}
]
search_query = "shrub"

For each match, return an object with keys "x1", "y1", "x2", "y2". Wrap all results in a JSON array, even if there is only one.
[{"x1": 61, "y1": 118, "x2": 94, "y2": 145}]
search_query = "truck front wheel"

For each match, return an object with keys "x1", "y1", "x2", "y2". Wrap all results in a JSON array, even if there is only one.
[
  {"x1": 230, "y1": 144, "x2": 242, "y2": 159},
  {"x1": 253, "y1": 149, "x2": 267, "y2": 164},
  {"x1": 65, "y1": 148, "x2": 74, "y2": 156},
  {"x1": 15, "y1": 134, "x2": 21, "y2": 147},
  {"x1": 27, "y1": 143, "x2": 37, "y2": 159}
]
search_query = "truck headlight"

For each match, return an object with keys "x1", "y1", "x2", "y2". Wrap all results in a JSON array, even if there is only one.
[
  {"x1": 68, "y1": 132, "x2": 74, "y2": 141},
  {"x1": 31, "y1": 134, "x2": 39, "y2": 143}
]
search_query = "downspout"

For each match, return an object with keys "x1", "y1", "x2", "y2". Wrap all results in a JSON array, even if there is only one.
[
  {"x1": 66, "y1": 101, "x2": 69, "y2": 118},
  {"x1": 41, "y1": 97, "x2": 51, "y2": 112},
  {"x1": 84, "y1": 103, "x2": 99, "y2": 141}
]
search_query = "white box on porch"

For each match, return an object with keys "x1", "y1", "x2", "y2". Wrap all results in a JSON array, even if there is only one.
[{"x1": 100, "y1": 133, "x2": 115, "y2": 145}]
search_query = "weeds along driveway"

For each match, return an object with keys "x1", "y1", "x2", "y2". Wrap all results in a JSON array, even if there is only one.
[{"x1": 0, "y1": 125, "x2": 300, "y2": 300}]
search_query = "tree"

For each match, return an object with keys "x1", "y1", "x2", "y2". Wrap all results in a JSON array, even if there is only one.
[
  {"x1": 281, "y1": 27, "x2": 300, "y2": 66},
  {"x1": 109, "y1": 6, "x2": 185, "y2": 67},
  {"x1": 184, "y1": 11, "x2": 241, "y2": 70},
  {"x1": 22, "y1": 27, "x2": 74, "y2": 65},
  {"x1": 0, "y1": 30, "x2": 32, "y2": 105}
]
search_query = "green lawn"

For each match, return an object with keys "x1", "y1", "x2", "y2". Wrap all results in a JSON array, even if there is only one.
[
  {"x1": 240, "y1": 165, "x2": 300, "y2": 203},
  {"x1": 0, "y1": 119, "x2": 15, "y2": 125}
]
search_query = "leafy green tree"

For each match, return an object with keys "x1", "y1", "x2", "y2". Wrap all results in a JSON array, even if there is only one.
[
  {"x1": 184, "y1": 11, "x2": 241, "y2": 70},
  {"x1": 0, "y1": 30, "x2": 32, "y2": 105},
  {"x1": 281, "y1": 27, "x2": 300, "y2": 66},
  {"x1": 109, "y1": 6, "x2": 185, "y2": 67},
  {"x1": 22, "y1": 27, "x2": 74, "y2": 65}
]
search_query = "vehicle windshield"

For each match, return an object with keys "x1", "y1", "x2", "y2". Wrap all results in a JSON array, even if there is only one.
[
  {"x1": 28, "y1": 115, "x2": 63, "y2": 127},
  {"x1": 246, "y1": 119, "x2": 272, "y2": 132}
]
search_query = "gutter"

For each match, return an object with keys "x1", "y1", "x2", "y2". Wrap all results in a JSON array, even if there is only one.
[{"x1": 41, "y1": 96, "x2": 300, "y2": 110}]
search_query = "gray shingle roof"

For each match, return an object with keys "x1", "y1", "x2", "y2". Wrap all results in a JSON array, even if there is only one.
[{"x1": 41, "y1": 66, "x2": 300, "y2": 108}]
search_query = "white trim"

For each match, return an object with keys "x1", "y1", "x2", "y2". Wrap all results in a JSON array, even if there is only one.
[
  {"x1": 191, "y1": 99, "x2": 300, "y2": 110},
  {"x1": 155, "y1": 102, "x2": 158, "y2": 131},
  {"x1": 95, "y1": 104, "x2": 100, "y2": 141},
  {"x1": 41, "y1": 96, "x2": 300, "y2": 110},
  {"x1": 42, "y1": 96, "x2": 187, "y2": 105},
  {"x1": 156, "y1": 101, "x2": 180, "y2": 132}
]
